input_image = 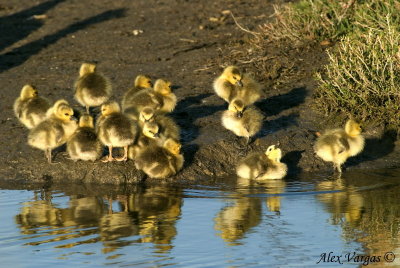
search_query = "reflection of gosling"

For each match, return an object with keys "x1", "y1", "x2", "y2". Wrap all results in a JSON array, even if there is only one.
[
  {"x1": 14, "y1": 84, "x2": 51, "y2": 129},
  {"x1": 236, "y1": 145, "x2": 287, "y2": 180},
  {"x1": 97, "y1": 101, "x2": 138, "y2": 162},
  {"x1": 74, "y1": 63, "x2": 112, "y2": 113},
  {"x1": 139, "y1": 107, "x2": 180, "y2": 140},
  {"x1": 67, "y1": 114, "x2": 103, "y2": 161},
  {"x1": 214, "y1": 66, "x2": 262, "y2": 105},
  {"x1": 221, "y1": 98, "x2": 263, "y2": 144},
  {"x1": 314, "y1": 119, "x2": 365, "y2": 173},
  {"x1": 28, "y1": 100, "x2": 78, "y2": 163},
  {"x1": 121, "y1": 75, "x2": 152, "y2": 110},
  {"x1": 135, "y1": 138, "x2": 184, "y2": 179}
]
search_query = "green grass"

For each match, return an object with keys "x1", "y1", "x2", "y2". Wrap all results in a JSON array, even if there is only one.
[
  {"x1": 258, "y1": 0, "x2": 400, "y2": 128},
  {"x1": 260, "y1": 0, "x2": 355, "y2": 43}
]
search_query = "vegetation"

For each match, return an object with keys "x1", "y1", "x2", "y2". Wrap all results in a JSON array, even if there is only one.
[{"x1": 257, "y1": 0, "x2": 400, "y2": 128}]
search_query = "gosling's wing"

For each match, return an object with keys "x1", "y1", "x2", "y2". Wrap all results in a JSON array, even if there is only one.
[{"x1": 338, "y1": 136, "x2": 350, "y2": 154}]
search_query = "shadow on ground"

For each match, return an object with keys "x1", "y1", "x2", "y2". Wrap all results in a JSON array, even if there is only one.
[{"x1": 0, "y1": 8, "x2": 126, "y2": 72}]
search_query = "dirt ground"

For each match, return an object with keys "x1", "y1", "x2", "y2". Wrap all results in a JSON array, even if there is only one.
[{"x1": 1, "y1": 0, "x2": 399, "y2": 186}]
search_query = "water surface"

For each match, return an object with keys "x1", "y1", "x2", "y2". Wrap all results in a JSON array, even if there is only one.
[{"x1": 1, "y1": 169, "x2": 400, "y2": 267}]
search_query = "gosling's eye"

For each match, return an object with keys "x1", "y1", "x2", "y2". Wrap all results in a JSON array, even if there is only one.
[{"x1": 64, "y1": 113, "x2": 69, "y2": 116}]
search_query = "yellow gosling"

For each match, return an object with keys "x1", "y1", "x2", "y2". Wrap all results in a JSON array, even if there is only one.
[
  {"x1": 74, "y1": 63, "x2": 112, "y2": 113},
  {"x1": 314, "y1": 119, "x2": 365, "y2": 173},
  {"x1": 221, "y1": 98, "x2": 263, "y2": 145},
  {"x1": 134, "y1": 138, "x2": 184, "y2": 179},
  {"x1": 97, "y1": 101, "x2": 138, "y2": 162},
  {"x1": 67, "y1": 114, "x2": 103, "y2": 161},
  {"x1": 138, "y1": 107, "x2": 180, "y2": 141},
  {"x1": 214, "y1": 66, "x2": 262, "y2": 105},
  {"x1": 14, "y1": 84, "x2": 51, "y2": 129},
  {"x1": 28, "y1": 100, "x2": 78, "y2": 163},
  {"x1": 236, "y1": 144, "x2": 288, "y2": 180},
  {"x1": 153, "y1": 79, "x2": 177, "y2": 113},
  {"x1": 121, "y1": 75, "x2": 152, "y2": 110}
]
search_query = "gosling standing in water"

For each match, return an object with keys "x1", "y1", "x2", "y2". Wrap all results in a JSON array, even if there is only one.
[
  {"x1": 221, "y1": 98, "x2": 263, "y2": 145},
  {"x1": 97, "y1": 101, "x2": 138, "y2": 162},
  {"x1": 214, "y1": 66, "x2": 262, "y2": 105},
  {"x1": 14, "y1": 84, "x2": 51, "y2": 129},
  {"x1": 28, "y1": 100, "x2": 78, "y2": 163},
  {"x1": 74, "y1": 63, "x2": 112, "y2": 113},
  {"x1": 67, "y1": 114, "x2": 102, "y2": 161},
  {"x1": 314, "y1": 119, "x2": 365, "y2": 173},
  {"x1": 236, "y1": 144, "x2": 287, "y2": 180},
  {"x1": 135, "y1": 138, "x2": 184, "y2": 179}
]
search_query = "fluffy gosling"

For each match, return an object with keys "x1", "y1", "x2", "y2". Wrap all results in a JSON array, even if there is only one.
[
  {"x1": 139, "y1": 107, "x2": 180, "y2": 141},
  {"x1": 214, "y1": 66, "x2": 262, "y2": 105},
  {"x1": 28, "y1": 100, "x2": 78, "y2": 163},
  {"x1": 74, "y1": 63, "x2": 112, "y2": 113},
  {"x1": 153, "y1": 79, "x2": 177, "y2": 113},
  {"x1": 236, "y1": 145, "x2": 287, "y2": 180},
  {"x1": 314, "y1": 119, "x2": 365, "y2": 173},
  {"x1": 128, "y1": 121, "x2": 161, "y2": 160},
  {"x1": 121, "y1": 75, "x2": 152, "y2": 110},
  {"x1": 97, "y1": 101, "x2": 138, "y2": 162},
  {"x1": 67, "y1": 114, "x2": 102, "y2": 161},
  {"x1": 221, "y1": 98, "x2": 263, "y2": 145},
  {"x1": 135, "y1": 138, "x2": 184, "y2": 179},
  {"x1": 14, "y1": 84, "x2": 51, "y2": 129}
]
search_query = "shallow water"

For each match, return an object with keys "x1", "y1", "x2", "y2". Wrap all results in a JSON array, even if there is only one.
[{"x1": 1, "y1": 169, "x2": 400, "y2": 267}]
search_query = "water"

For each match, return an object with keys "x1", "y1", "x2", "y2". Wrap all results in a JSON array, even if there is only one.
[{"x1": 1, "y1": 169, "x2": 400, "y2": 267}]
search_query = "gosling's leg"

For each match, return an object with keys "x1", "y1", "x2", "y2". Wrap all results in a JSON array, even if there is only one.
[
  {"x1": 45, "y1": 149, "x2": 53, "y2": 163},
  {"x1": 102, "y1": 146, "x2": 114, "y2": 162},
  {"x1": 86, "y1": 105, "x2": 90, "y2": 114},
  {"x1": 116, "y1": 146, "x2": 128, "y2": 162}
]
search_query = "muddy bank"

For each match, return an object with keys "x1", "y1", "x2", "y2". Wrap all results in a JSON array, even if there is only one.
[{"x1": 1, "y1": 0, "x2": 399, "y2": 186}]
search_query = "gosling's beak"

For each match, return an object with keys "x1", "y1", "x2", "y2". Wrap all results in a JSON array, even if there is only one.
[
  {"x1": 154, "y1": 133, "x2": 160, "y2": 138},
  {"x1": 236, "y1": 80, "x2": 243, "y2": 87},
  {"x1": 70, "y1": 115, "x2": 78, "y2": 121},
  {"x1": 236, "y1": 111, "x2": 243, "y2": 118}
]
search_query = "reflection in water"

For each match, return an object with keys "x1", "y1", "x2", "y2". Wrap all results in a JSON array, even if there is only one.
[
  {"x1": 214, "y1": 177, "x2": 286, "y2": 245},
  {"x1": 7, "y1": 169, "x2": 400, "y2": 266},
  {"x1": 15, "y1": 185, "x2": 182, "y2": 257},
  {"x1": 315, "y1": 171, "x2": 400, "y2": 266},
  {"x1": 316, "y1": 178, "x2": 364, "y2": 227}
]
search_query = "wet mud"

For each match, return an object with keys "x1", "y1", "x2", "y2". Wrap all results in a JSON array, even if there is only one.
[{"x1": 1, "y1": 0, "x2": 399, "y2": 186}]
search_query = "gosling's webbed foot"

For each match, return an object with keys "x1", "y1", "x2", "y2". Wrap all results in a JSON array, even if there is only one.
[
  {"x1": 115, "y1": 156, "x2": 128, "y2": 162},
  {"x1": 101, "y1": 155, "x2": 115, "y2": 162}
]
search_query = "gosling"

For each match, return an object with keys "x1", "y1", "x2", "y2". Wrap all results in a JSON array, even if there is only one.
[
  {"x1": 121, "y1": 75, "x2": 152, "y2": 110},
  {"x1": 123, "y1": 78, "x2": 177, "y2": 120},
  {"x1": 128, "y1": 121, "x2": 161, "y2": 160},
  {"x1": 314, "y1": 119, "x2": 365, "y2": 173},
  {"x1": 214, "y1": 66, "x2": 262, "y2": 105},
  {"x1": 74, "y1": 63, "x2": 112, "y2": 113},
  {"x1": 14, "y1": 84, "x2": 51, "y2": 129},
  {"x1": 236, "y1": 144, "x2": 287, "y2": 180},
  {"x1": 139, "y1": 107, "x2": 180, "y2": 141},
  {"x1": 97, "y1": 101, "x2": 138, "y2": 162},
  {"x1": 221, "y1": 98, "x2": 263, "y2": 145},
  {"x1": 135, "y1": 138, "x2": 184, "y2": 179},
  {"x1": 28, "y1": 100, "x2": 78, "y2": 163},
  {"x1": 67, "y1": 114, "x2": 103, "y2": 161}
]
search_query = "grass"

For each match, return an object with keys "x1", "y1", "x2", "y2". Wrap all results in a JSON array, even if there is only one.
[
  {"x1": 254, "y1": 0, "x2": 400, "y2": 128},
  {"x1": 315, "y1": 20, "x2": 400, "y2": 125},
  {"x1": 260, "y1": 0, "x2": 355, "y2": 43}
]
